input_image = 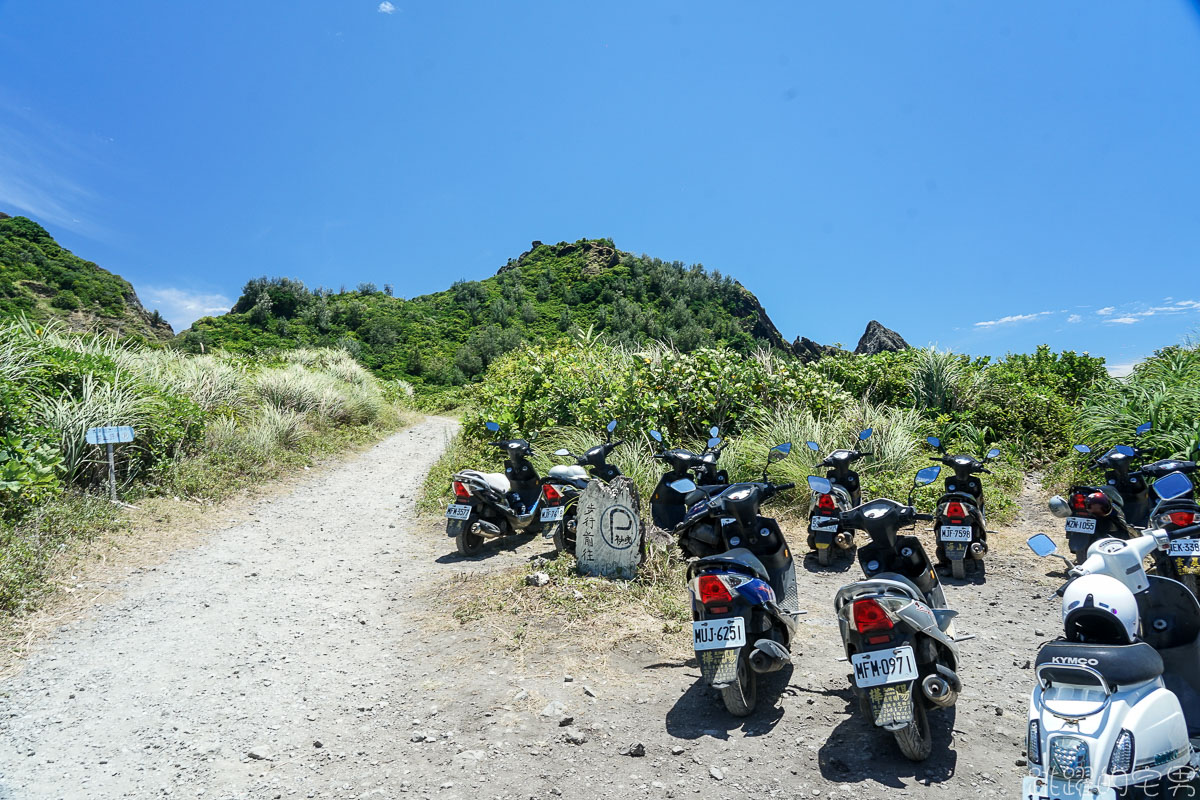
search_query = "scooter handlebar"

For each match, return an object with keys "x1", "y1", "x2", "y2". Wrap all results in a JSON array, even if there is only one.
[
  {"x1": 914, "y1": 513, "x2": 935, "y2": 522},
  {"x1": 774, "y1": 482, "x2": 796, "y2": 492}
]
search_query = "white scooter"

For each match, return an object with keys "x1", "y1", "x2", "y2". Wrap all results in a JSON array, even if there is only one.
[{"x1": 1023, "y1": 471, "x2": 1200, "y2": 800}]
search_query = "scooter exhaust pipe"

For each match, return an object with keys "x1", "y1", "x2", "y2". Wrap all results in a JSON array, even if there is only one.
[
  {"x1": 748, "y1": 640, "x2": 791, "y2": 674},
  {"x1": 472, "y1": 520, "x2": 502, "y2": 539},
  {"x1": 834, "y1": 532, "x2": 853, "y2": 550},
  {"x1": 970, "y1": 542, "x2": 986, "y2": 560},
  {"x1": 921, "y1": 674, "x2": 957, "y2": 708}
]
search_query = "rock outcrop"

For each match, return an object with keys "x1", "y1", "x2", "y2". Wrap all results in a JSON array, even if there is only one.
[
  {"x1": 792, "y1": 336, "x2": 842, "y2": 364},
  {"x1": 854, "y1": 320, "x2": 909, "y2": 355}
]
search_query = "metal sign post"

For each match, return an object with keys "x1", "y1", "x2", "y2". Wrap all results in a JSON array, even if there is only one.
[{"x1": 85, "y1": 426, "x2": 135, "y2": 503}]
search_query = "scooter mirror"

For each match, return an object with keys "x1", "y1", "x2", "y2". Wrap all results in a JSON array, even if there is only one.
[
  {"x1": 1154, "y1": 471, "x2": 1194, "y2": 501},
  {"x1": 710, "y1": 426, "x2": 720, "y2": 437},
  {"x1": 1048, "y1": 495, "x2": 1071, "y2": 518},
  {"x1": 607, "y1": 420, "x2": 618, "y2": 433},
  {"x1": 553, "y1": 448, "x2": 571, "y2": 457},
  {"x1": 926, "y1": 436, "x2": 941, "y2": 449},
  {"x1": 485, "y1": 421, "x2": 501, "y2": 433},
  {"x1": 859, "y1": 428, "x2": 873, "y2": 441},
  {"x1": 708, "y1": 437, "x2": 721, "y2": 448},
  {"x1": 807, "y1": 475, "x2": 832, "y2": 494},
  {"x1": 806, "y1": 441, "x2": 820, "y2": 452},
  {"x1": 987, "y1": 448, "x2": 1001, "y2": 460},
  {"x1": 1113, "y1": 445, "x2": 1135, "y2": 457},
  {"x1": 914, "y1": 465, "x2": 941, "y2": 486},
  {"x1": 1027, "y1": 534, "x2": 1058, "y2": 558},
  {"x1": 1137, "y1": 421, "x2": 1152, "y2": 436},
  {"x1": 650, "y1": 430, "x2": 663, "y2": 443},
  {"x1": 768, "y1": 442, "x2": 792, "y2": 463},
  {"x1": 668, "y1": 478, "x2": 697, "y2": 493},
  {"x1": 1073, "y1": 444, "x2": 1091, "y2": 454}
]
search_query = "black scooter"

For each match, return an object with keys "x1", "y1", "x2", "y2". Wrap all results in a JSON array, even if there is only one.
[
  {"x1": 649, "y1": 429, "x2": 729, "y2": 530},
  {"x1": 446, "y1": 421, "x2": 546, "y2": 555},
  {"x1": 1146, "y1": 459, "x2": 1200, "y2": 594},
  {"x1": 1073, "y1": 421, "x2": 1154, "y2": 528},
  {"x1": 925, "y1": 436, "x2": 1001, "y2": 580},
  {"x1": 814, "y1": 466, "x2": 963, "y2": 762},
  {"x1": 806, "y1": 428, "x2": 873, "y2": 565},
  {"x1": 1049, "y1": 440, "x2": 1147, "y2": 564},
  {"x1": 541, "y1": 420, "x2": 625, "y2": 555},
  {"x1": 680, "y1": 443, "x2": 799, "y2": 716}
]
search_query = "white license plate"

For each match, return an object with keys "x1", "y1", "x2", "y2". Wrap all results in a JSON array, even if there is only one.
[
  {"x1": 540, "y1": 506, "x2": 565, "y2": 522},
  {"x1": 445, "y1": 503, "x2": 472, "y2": 520},
  {"x1": 939, "y1": 525, "x2": 973, "y2": 542},
  {"x1": 1065, "y1": 517, "x2": 1097, "y2": 534},
  {"x1": 1021, "y1": 776, "x2": 1115, "y2": 800},
  {"x1": 851, "y1": 645, "x2": 918, "y2": 688},
  {"x1": 692, "y1": 618, "x2": 746, "y2": 651},
  {"x1": 1169, "y1": 538, "x2": 1200, "y2": 557},
  {"x1": 810, "y1": 515, "x2": 838, "y2": 533}
]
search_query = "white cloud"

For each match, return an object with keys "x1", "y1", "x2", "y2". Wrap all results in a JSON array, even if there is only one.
[
  {"x1": 973, "y1": 311, "x2": 1052, "y2": 328},
  {"x1": 1107, "y1": 316, "x2": 1139, "y2": 325},
  {"x1": 1067, "y1": 314, "x2": 1082, "y2": 323},
  {"x1": 1106, "y1": 362, "x2": 1138, "y2": 377},
  {"x1": 140, "y1": 287, "x2": 232, "y2": 332},
  {"x1": 1097, "y1": 307, "x2": 1115, "y2": 316},
  {"x1": 378, "y1": 1, "x2": 395, "y2": 12}
]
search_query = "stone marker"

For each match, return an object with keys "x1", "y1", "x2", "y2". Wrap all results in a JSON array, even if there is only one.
[{"x1": 575, "y1": 477, "x2": 643, "y2": 580}]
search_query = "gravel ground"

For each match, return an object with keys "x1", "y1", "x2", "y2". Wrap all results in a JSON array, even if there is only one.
[{"x1": 0, "y1": 419, "x2": 1073, "y2": 800}]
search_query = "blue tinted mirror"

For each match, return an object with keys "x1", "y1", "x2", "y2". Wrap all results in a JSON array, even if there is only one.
[
  {"x1": 606, "y1": 420, "x2": 617, "y2": 433},
  {"x1": 1137, "y1": 422, "x2": 1152, "y2": 436},
  {"x1": 1027, "y1": 534, "x2": 1058, "y2": 558},
  {"x1": 1155, "y1": 472, "x2": 1194, "y2": 501},
  {"x1": 709, "y1": 426, "x2": 719, "y2": 437},
  {"x1": 987, "y1": 448, "x2": 1001, "y2": 460},
  {"x1": 768, "y1": 442, "x2": 792, "y2": 463},
  {"x1": 553, "y1": 448, "x2": 571, "y2": 457},
  {"x1": 926, "y1": 436, "x2": 940, "y2": 449},
  {"x1": 807, "y1": 475, "x2": 832, "y2": 495},
  {"x1": 485, "y1": 421, "x2": 500, "y2": 433},
  {"x1": 806, "y1": 441, "x2": 820, "y2": 452},
  {"x1": 914, "y1": 465, "x2": 941, "y2": 486},
  {"x1": 859, "y1": 428, "x2": 873, "y2": 441},
  {"x1": 707, "y1": 437, "x2": 721, "y2": 448},
  {"x1": 1114, "y1": 445, "x2": 1135, "y2": 457},
  {"x1": 650, "y1": 430, "x2": 663, "y2": 443},
  {"x1": 1074, "y1": 444, "x2": 1091, "y2": 454},
  {"x1": 668, "y1": 478, "x2": 697, "y2": 494}
]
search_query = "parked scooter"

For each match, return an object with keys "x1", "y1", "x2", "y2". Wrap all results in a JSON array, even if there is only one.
[
  {"x1": 925, "y1": 436, "x2": 1001, "y2": 580},
  {"x1": 1145, "y1": 462, "x2": 1200, "y2": 595},
  {"x1": 683, "y1": 443, "x2": 799, "y2": 716},
  {"x1": 807, "y1": 428, "x2": 873, "y2": 565},
  {"x1": 694, "y1": 426, "x2": 731, "y2": 486},
  {"x1": 541, "y1": 420, "x2": 625, "y2": 555},
  {"x1": 649, "y1": 429, "x2": 729, "y2": 531},
  {"x1": 446, "y1": 421, "x2": 546, "y2": 555},
  {"x1": 1072, "y1": 421, "x2": 1154, "y2": 528},
  {"x1": 1048, "y1": 461, "x2": 1141, "y2": 564},
  {"x1": 1022, "y1": 472, "x2": 1200, "y2": 800},
  {"x1": 815, "y1": 466, "x2": 963, "y2": 761}
]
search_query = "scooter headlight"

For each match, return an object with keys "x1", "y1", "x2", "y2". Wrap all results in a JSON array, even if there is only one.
[
  {"x1": 1027, "y1": 720, "x2": 1041, "y2": 766},
  {"x1": 1107, "y1": 729, "x2": 1134, "y2": 775},
  {"x1": 1049, "y1": 735, "x2": 1090, "y2": 780}
]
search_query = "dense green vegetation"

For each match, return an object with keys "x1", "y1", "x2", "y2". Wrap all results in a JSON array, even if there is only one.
[
  {"x1": 0, "y1": 319, "x2": 413, "y2": 614},
  {"x1": 182, "y1": 239, "x2": 789, "y2": 389},
  {"x1": 0, "y1": 215, "x2": 171, "y2": 342}
]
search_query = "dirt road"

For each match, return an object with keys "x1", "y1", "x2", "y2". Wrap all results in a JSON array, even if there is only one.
[{"x1": 1, "y1": 418, "x2": 1068, "y2": 799}]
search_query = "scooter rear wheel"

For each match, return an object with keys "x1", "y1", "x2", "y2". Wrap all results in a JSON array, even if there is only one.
[
  {"x1": 455, "y1": 531, "x2": 484, "y2": 556},
  {"x1": 951, "y1": 559, "x2": 965, "y2": 580},
  {"x1": 893, "y1": 699, "x2": 932, "y2": 761},
  {"x1": 817, "y1": 547, "x2": 831, "y2": 566},
  {"x1": 552, "y1": 526, "x2": 575, "y2": 557},
  {"x1": 719, "y1": 655, "x2": 758, "y2": 717}
]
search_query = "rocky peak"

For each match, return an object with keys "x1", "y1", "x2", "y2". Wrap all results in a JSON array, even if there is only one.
[
  {"x1": 793, "y1": 336, "x2": 842, "y2": 364},
  {"x1": 854, "y1": 320, "x2": 909, "y2": 355}
]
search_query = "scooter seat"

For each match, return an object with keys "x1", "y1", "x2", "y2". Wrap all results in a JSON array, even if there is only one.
[
  {"x1": 458, "y1": 470, "x2": 511, "y2": 494},
  {"x1": 937, "y1": 491, "x2": 980, "y2": 508},
  {"x1": 1035, "y1": 640, "x2": 1163, "y2": 688},
  {"x1": 688, "y1": 548, "x2": 771, "y2": 583},
  {"x1": 1157, "y1": 498, "x2": 1200, "y2": 514},
  {"x1": 549, "y1": 465, "x2": 589, "y2": 481}
]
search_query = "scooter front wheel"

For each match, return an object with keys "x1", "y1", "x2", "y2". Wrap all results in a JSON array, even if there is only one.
[
  {"x1": 719, "y1": 654, "x2": 758, "y2": 717},
  {"x1": 893, "y1": 699, "x2": 932, "y2": 761},
  {"x1": 552, "y1": 525, "x2": 576, "y2": 557},
  {"x1": 455, "y1": 531, "x2": 484, "y2": 556}
]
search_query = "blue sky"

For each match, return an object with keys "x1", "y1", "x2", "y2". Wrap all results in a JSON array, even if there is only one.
[{"x1": 2, "y1": 1, "x2": 1199, "y2": 371}]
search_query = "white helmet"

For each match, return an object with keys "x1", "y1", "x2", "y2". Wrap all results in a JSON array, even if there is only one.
[{"x1": 1062, "y1": 574, "x2": 1139, "y2": 644}]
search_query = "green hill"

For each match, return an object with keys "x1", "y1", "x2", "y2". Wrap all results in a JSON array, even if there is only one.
[
  {"x1": 0, "y1": 214, "x2": 173, "y2": 341},
  {"x1": 181, "y1": 239, "x2": 791, "y2": 387}
]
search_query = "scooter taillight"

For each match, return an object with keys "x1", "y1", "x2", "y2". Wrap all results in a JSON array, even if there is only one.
[
  {"x1": 1070, "y1": 492, "x2": 1087, "y2": 512},
  {"x1": 817, "y1": 493, "x2": 838, "y2": 512},
  {"x1": 452, "y1": 481, "x2": 471, "y2": 498},
  {"x1": 944, "y1": 501, "x2": 967, "y2": 521},
  {"x1": 543, "y1": 484, "x2": 562, "y2": 502},
  {"x1": 851, "y1": 598, "x2": 894, "y2": 635},
  {"x1": 1170, "y1": 511, "x2": 1196, "y2": 527},
  {"x1": 697, "y1": 575, "x2": 734, "y2": 606}
]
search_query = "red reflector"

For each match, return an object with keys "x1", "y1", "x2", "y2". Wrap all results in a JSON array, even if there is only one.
[
  {"x1": 852, "y1": 598, "x2": 894, "y2": 635},
  {"x1": 543, "y1": 484, "x2": 562, "y2": 501},
  {"x1": 698, "y1": 575, "x2": 734, "y2": 605},
  {"x1": 452, "y1": 481, "x2": 471, "y2": 498},
  {"x1": 709, "y1": 606, "x2": 729, "y2": 615},
  {"x1": 945, "y1": 501, "x2": 967, "y2": 520},
  {"x1": 1070, "y1": 493, "x2": 1087, "y2": 512},
  {"x1": 817, "y1": 493, "x2": 838, "y2": 512},
  {"x1": 867, "y1": 634, "x2": 891, "y2": 645},
  {"x1": 1170, "y1": 511, "x2": 1196, "y2": 527}
]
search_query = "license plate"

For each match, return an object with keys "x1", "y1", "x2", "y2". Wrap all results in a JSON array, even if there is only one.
[
  {"x1": 445, "y1": 503, "x2": 472, "y2": 520},
  {"x1": 1021, "y1": 776, "x2": 1115, "y2": 800},
  {"x1": 540, "y1": 506, "x2": 564, "y2": 522},
  {"x1": 810, "y1": 515, "x2": 838, "y2": 533},
  {"x1": 692, "y1": 618, "x2": 746, "y2": 651},
  {"x1": 1065, "y1": 517, "x2": 1096, "y2": 534},
  {"x1": 1169, "y1": 538, "x2": 1200, "y2": 556},
  {"x1": 851, "y1": 645, "x2": 917, "y2": 688},
  {"x1": 939, "y1": 525, "x2": 973, "y2": 542}
]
